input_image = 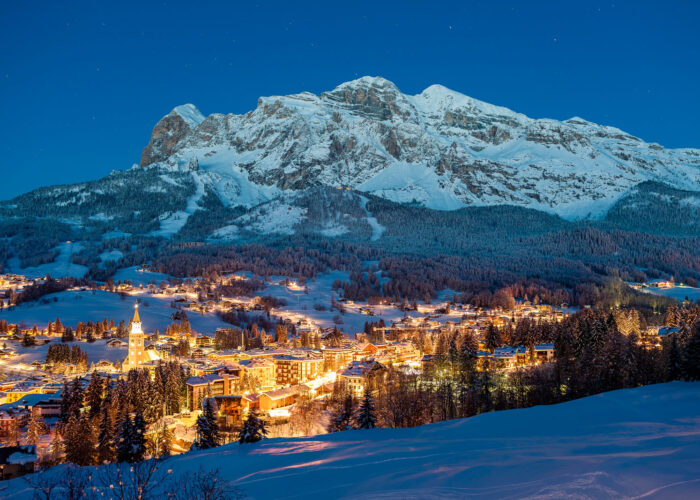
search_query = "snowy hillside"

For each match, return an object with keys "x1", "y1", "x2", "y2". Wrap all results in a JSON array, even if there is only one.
[{"x1": 3, "y1": 382, "x2": 699, "y2": 499}]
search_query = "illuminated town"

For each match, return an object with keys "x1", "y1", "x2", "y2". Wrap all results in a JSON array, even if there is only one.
[
  {"x1": 0, "y1": 269, "x2": 563, "y2": 459},
  {"x1": 2, "y1": 2, "x2": 700, "y2": 498},
  {"x1": 1, "y1": 264, "x2": 696, "y2": 482}
]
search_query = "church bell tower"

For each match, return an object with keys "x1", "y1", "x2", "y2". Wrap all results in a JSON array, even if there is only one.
[{"x1": 126, "y1": 303, "x2": 147, "y2": 367}]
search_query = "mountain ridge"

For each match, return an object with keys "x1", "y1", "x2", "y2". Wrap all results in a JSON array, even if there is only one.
[
  {"x1": 136, "y1": 76, "x2": 700, "y2": 220},
  {"x1": 2, "y1": 77, "x2": 700, "y2": 245}
]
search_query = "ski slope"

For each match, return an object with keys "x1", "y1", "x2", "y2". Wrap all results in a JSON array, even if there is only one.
[{"x1": 2, "y1": 382, "x2": 699, "y2": 499}]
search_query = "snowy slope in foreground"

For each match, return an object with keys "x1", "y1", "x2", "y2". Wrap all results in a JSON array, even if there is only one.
[{"x1": 4, "y1": 382, "x2": 700, "y2": 499}]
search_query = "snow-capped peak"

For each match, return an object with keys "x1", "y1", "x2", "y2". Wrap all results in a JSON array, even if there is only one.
[
  {"x1": 333, "y1": 75, "x2": 399, "y2": 91},
  {"x1": 172, "y1": 104, "x2": 205, "y2": 128},
  {"x1": 415, "y1": 84, "x2": 520, "y2": 118},
  {"x1": 136, "y1": 77, "x2": 700, "y2": 220}
]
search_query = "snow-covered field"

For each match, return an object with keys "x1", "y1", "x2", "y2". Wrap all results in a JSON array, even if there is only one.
[
  {"x1": 7, "y1": 242, "x2": 88, "y2": 279},
  {"x1": 644, "y1": 284, "x2": 700, "y2": 302},
  {"x1": 257, "y1": 271, "x2": 463, "y2": 336},
  {"x1": 2, "y1": 382, "x2": 698, "y2": 499},
  {"x1": 1, "y1": 267, "x2": 475, "y2": 338},
  {"x1": 112, "y1": 266, "x2": 174, "y2": 286},
  {"x1": 3, "y1": 337, "x2": 126, "y2": 365},
  {"x1": 0, "y1": 289, "x2": 228, "y2": 334}
]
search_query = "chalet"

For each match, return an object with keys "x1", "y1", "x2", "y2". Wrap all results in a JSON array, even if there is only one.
[
  {"x1": 213, "y1": 394, "x2": 254, "y2": 426},
  {"x1": 106, "y1": 339, "x2": 127, "y2": 348},
  {"x1": 0, "y1": 445, "x2": 36, "y2": 480},
  {"x1": 32, "y1": 398, "x2": 62, "y2": 418},
  {"x1": 534, "y1": 343, "x2": 555, "y2": 362},
  {"x1": 259, "y1": 385, "x2": 310, "y2": 412},
  {"x1": 355, "y1": 343, "x2": 379, "y2": 359},
  {"x1": 338, "y1": 360, "x2": 387, "y2": 397},
  {"x1": 3, "y1": 383, "x2": 42, "y2": 404}
]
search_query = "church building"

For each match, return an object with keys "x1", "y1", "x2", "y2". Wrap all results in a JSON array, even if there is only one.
[{"x1": 122, "y1": 304, "x2": 161, "y2": 370}]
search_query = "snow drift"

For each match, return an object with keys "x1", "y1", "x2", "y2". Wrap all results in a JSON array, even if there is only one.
[{"x1": 2, "y1": 382, "x2": 699, "y2": 499}]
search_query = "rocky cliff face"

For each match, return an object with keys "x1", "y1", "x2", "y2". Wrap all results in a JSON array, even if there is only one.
[
  {"x1": 140, "y1": 104, "x2": 205, "y2": 166},
  {"x1": 136, "y1": 77, "x2": 700, "y2": 219}
]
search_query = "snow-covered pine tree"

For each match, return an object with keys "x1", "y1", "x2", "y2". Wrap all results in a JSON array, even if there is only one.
[
  {"x1": 64, "y1": 414, "x2": 96, "y2": 466},
  {"x1": 85, "y1": 371, "x2": 104, "y2": 418},
  {"x1": 484, "y1": 324, "x2": 502, "y2": 353},
  {"x1": 131, "y1": 412, "x2": 147, "y2": 462},
  {"x1": 239, "y1": 408, "x2": 267, "y2": 444},
  {"x1": 459, "y1": 332, "x2": 479, "y2": 381},
  {"x1": 166, "y1": 366, "x2": 182, "y2": 414},
  {"x1": 355, "y1": 387, "x2": 377, "y2": 429},
  {"x1": 97, "y1": 403, "x2": 115, "y2": 464},
  {"x1": 192, "y1": 398, "x2": 220, "y2": 450},
  {"x1": 59, "y1": 380, "x2": 72, "y2": 423},
  {"x1": 327, "y1": 395, "x2": 354, "y2": 433},
  {"x1": 43, "y1": 428, "x2": 65, "y2": 466},
  {"x1": 116, "y1": 415, "x2": 134, "y2": 463},
  {"x1": 154, "y1": 421, "x2": 173, "y2": 457},
  {"x1": 26, "y1": 408, "x2": 46, "y2": 445}
]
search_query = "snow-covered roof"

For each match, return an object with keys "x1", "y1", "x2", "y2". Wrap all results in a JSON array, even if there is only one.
[{"x1": 261, "y1": 385, "x2": 308, "y2": 400}]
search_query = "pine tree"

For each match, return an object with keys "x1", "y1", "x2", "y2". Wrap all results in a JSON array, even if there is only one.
[
  {"x1": 166, "y1": 367, "x2": 182, "y2": 414},
  {"x1": 62, "y1": 327, "x2": 74, "y2": 342},
  {"x1": 60, "y1": 378, "x2": 84, "y2": 423},
  {"x1": 485, "y1": 324, "x2": 502, "y2": 353},
  {"x1": 327, "y1": 395, "x2": 354, "y2": 433},
  {"x1": 664, "y1": 304, "x2": 680, "y2": 327},
  {"x1": 239, "y1": 408, "x2": 267, "y2": 444},
  {"x1": 54, "y1": 317, "x2": 63, "y2": 335},
  {"x1": 667, "y1": 334, "x2": 682, "y2": 381},
  {"x1": 26, "y1": 408, "x2": 47, "y2": 445},
  {"x1": 116, "y1": 415, "x2": 134, "y2": 463},
  {"x1": 153, "y1": 421, "x2": 173, "y2": 458},
  {"x1": 85, "y1": 371, "x2": 104, "y2": 418},
  {"x1": 44, "y1": 429, "x2": 65, "y2": 466},
  {"x1": 681, "y1": 325, "x2": 700, "y2": 381},
  {"x1": 355, "y1": 387, "x2": 377, "y2": 429},
  {"x1": 22, "y1": 332, "x2": 35, "y2": 347},
  {"x1": 60, "y1": 380, "x2": 72, "y2": 423},
  {"x1": 97, "y1": 403, "x2": 115, "y2": 464},
  {"x1": 131, "y1": 412, "x2": 147, "y2": 462},
  {"x1": 437, "y1": 380, "x2": 457, "y2": 422},
  {"x1": 477, "y1": 359, "x2": 494, "y2": 413},
  {"x1": 447, "y1": 336, "x2": 460, "y2": 369},
  {"x1": 459, "y1": 332, "x2": 479, "y2": 381},
  {"x1": 64, "y1": 414, "x2": 96, "y2": 466},
  {"x1": 193, "y1": 398, "x2": 220, "y2": 449}
]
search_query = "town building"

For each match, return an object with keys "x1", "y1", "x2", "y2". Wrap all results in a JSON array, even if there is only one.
[{"x1": 274, "y1": 355, "x2": 323, "y2": 386}]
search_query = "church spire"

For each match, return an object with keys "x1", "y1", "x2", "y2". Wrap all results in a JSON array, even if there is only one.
[{"x1": 130, "y1": 303, "x2": 143, "y2": 335}]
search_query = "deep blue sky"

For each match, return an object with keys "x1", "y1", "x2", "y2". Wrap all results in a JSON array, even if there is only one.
[{"x1": 1, "y1": 1, "x2": 699, "y2": 198}]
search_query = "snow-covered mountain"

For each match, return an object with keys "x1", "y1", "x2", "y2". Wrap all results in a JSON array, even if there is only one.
[
  {"x1": 3, "y1": 77, "x2": 700, "y2": 241},
  {"x1": 140, "y1": 76, "x2": 700, "y2": 220}
]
